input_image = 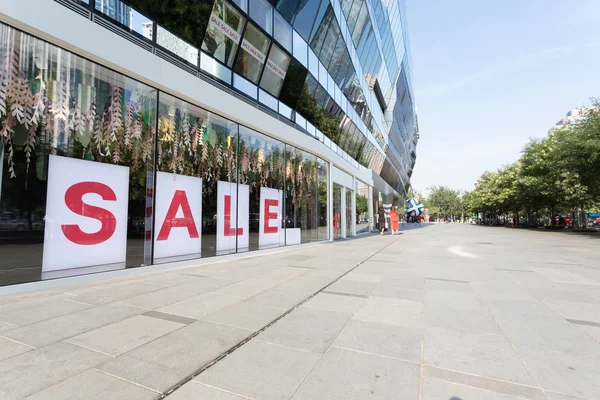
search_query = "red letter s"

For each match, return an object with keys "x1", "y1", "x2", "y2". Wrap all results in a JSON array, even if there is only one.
[{"x1": 61, "y1": 182, "x2": 118, "y2": 245}]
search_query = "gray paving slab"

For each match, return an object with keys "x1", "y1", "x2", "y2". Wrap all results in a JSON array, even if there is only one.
[
  {"x1": 520, "y1": 349, "x2": 600, "y2": 399},
  {"x1": 421, "y1": 378, "x2": 524, "y2": 400},
  {"x1": 156, "y1": 292, "x2": 243, "y2": 320},
  {"x1": 340, "y1": 271, "x2": 384, "y2": 283},
  {"x1": 170, "y1": 276, "x2": 241, "y2": 295},
  {"x1": 370, "y1": 284, "x2": 424, "y2": 301},
  {"x1": 116, "y1": 288, "x2": 197, "y2": 310},
  {"x1": 203, "y1": 301, "x2": 286, "y2": 330},
  {"x1": 197, "y1": 340, "x2": 322, "y2": 400},
  {"x1": 282, "y1": 275, "x2": 335, "y2": 291},
  {"x1": 301, "y1": 292, "x2": 366, "y2": 314},
  {"x1": 291, "y1": 347, "x2": 420, "y2": 400},
  {"x1": 24, "y1": 369, "x2": 157, "y2": 400},
  {"x1": 0, "y1": 295, "x2": 92, "y2": 326},
  {"x1": 423, "y1": 325, "x2": 537, "y2": 386},
  {"x1": 352, "y1": 296, "x2": 423, "y2": 329},
  {"x1": 1, "y1": 303, "x2": 145, "y2": 348},
  {"x1": 0, "y1": 341, "x2": 110, "y2": 399},
  {"x1": 334, "y1": 319, "x2": 421, "y2": 362},
  {"x1": 167, "y1": 381, "x2": 248, "y2": 400},
  {"x1": 425, "y1": 304, "x2": 503, "y2": 334},
  {"x1": 0, "y1": 321, "x2": 17, "y2": 331},
  {"x1": 256, "y1": 307, "x2": 351, "y2": 353},
  {"x1": 66, "y1": 315, "x2": 184, "y2": 356},
  {"x1": 0, "y1": 336, "x2": 32, "y2": 361},
  {"x1": 245, "y1": 285, "x2": 314, "y2": 309},
  {"x1": 98, "y1": 321, "x2": 252, "y2": 392},
  {"x1": 71, "y1": 282, "x2": 161, "y2": 305},
  {"x1": 326, "y1": 279, "x2": 377, "y2": 297}
]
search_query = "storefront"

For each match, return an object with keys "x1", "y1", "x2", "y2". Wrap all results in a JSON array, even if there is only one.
[{"x1": 0, "y1": 24, "x2": 334, "y2": 286}]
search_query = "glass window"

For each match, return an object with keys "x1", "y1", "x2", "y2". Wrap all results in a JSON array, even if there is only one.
[
  {"x1": 124, "y1": 0, "x2": 213, "y2": 50},
  {"x1": 275, "y1": 0, "x2": 299, "y2": 23},
  {"x1": 318, "y1": 62, "x2": 328, "y2": 89},
  {"x1": 292, "y1": 0, "x2": 322, "y2": 41},
  {"x1": 238, "y1": 126, "x2": 285, "y2": 251},
  {"x1": 292, "y1": 31, "x2": 307, "y2": 66},
  {"x1": 156, "y1": 92, "x2": 239, "y2": 260},
  {"x1": 279, "y1": 101, "x2": 292, "y2": 119},
  {"x1": 234, "y1": 22, "x2": 270, "y2": 84},
  {"x1": 231, "y1": 0, "x2": 247, "y2": 11},
  {"x1": 352, "y1": 2, "x2": 370, "y2": 45},
  {"x1": 259, "y1": 89, "x2": 278, "y2": 111},
  {"x1": 333, "y1": 183, "x2": 342, "y2": 240},
  {"x1": 273, "y1": 11, "x2": 292, "y2": 51},
  {"x1": 278, "y1": 58, "x2": 308, "y2": 109},
  {"x1": 233, "y1": 73, "x2": 258, "y2": 99},
  {"x1": 317, "y1": 158, "x2": 329, "y2": 240},
  {"x1": 0, "y1": 25, "x2": 157, "y2": 284},
  {"x1": 157, "y1": 25, "x2": 199, "y2": 66},
  {"x1": 308, "y1": 48, "x2": 319, "y2": 80},
  {"x1": 345, "y1": 188, "x2": 354, "y2": 237},
  {"x1": 201, "y1": 0, "x2": 245, "y2": 67},
  {"x1": 285, "y1": 147, "x2": 319, "y2": 243},
  {"x1": 200, "y1": 51, "x2": 233, "y2": 84},
  {"x1": 295, "y1": 113, "x2": 307, "y2": 130},
  {"x1": 355, "y1": 180, "x2": 370, "y2": 233},
  {"x1": 249, "y1": 0, "x2": 273, "y2": 34},
  {"x1": 259, "y1": 44, "x2": 291, "y2": 97}
]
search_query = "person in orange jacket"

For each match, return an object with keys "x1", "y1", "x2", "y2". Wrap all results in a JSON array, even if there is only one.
[{"x1": 389, "y1": 206, "x2": 400, "y2": 235}]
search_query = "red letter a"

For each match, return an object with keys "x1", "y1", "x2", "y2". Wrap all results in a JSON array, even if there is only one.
[{"x1": 157, "y1": 190, "x2": 199, "y2": 240}]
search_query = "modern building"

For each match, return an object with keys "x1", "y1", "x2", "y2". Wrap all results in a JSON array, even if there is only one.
[
  {"x1": 0, "y1": 0, "x2": 417, "y2": 288},
  {"x1": 548, "y1": 106, "x2": 597, "y2": 135}
]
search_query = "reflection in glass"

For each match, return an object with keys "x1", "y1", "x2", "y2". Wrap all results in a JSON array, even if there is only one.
[
  {"x1": 285, "y1": 147, "x2": 318, "y2": 244},
  {"x1": 346, "y1": 188, "x2": 353, "y2": 237},
  {"x1": 317, "y1": 158, "x2": 329, "y2": 240},
  {"x1": 273, "y1": 11, "x2": 292, "y2": 51},
  {"x1": 259, "y1": 44, "x2": 291, "y2": 97},
  {"x1": 201, "y1": 0, "x2": 245, "y2": 67},
  {"x1": 238, "y1": 126, "x2": 285, "y2": 251},
  {"x1": 234, "y1": 23, "x2": 270, "y2": 84},
  {"x1": 333, "y1": 184, "x2": 342, "y2": 240},
  {"x1": 249, "y1": 0, "x2": 273, "y2": 34},
  {"x1": 156, "y1": 92, "x2": 238, "y2": 259},
  {"x1": 0, "y1": 25, "x2": 157, "y2": 285},
  {"x1": 157, "y1": 25, "x2": 199, "y2": 66}
]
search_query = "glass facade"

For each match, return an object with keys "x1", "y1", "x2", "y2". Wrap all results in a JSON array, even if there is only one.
[
  {"x1": 0, "y1": 24, "x2": 329, "y2": 286},
  {"x1": 0, "y1": 0, "x2": 419, "y2": 286}
]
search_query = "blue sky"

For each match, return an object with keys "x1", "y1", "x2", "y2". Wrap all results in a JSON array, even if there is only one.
[{"x1": 406, "y1": 0, "x2": 600, "y2": 193}]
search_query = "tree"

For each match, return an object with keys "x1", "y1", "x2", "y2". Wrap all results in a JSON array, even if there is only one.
[{"x1": 356, "y1": 194, "x2": 368, "y2": 215}]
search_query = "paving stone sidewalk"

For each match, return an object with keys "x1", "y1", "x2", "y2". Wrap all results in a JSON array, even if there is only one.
[{"x1": 1, "y1": 224, "x2": 599, "y2": 399}]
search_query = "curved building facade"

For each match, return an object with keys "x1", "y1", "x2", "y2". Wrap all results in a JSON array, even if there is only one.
[{"x1": 0, "y1": 0, "x2": 417, "y2": 288}]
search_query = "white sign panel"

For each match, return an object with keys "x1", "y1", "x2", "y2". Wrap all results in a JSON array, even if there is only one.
[
  {"x1": 241, "y1": 39, "x2": 266, "y2": 64},
  {"x1": 209, "y1": 14, "x2": 241, "y2": 44},
  {"x1": 216, "y1": 181, "x2": 249, "y2": 252},
  {"x1": 259, "y1": 187, "x2": 283, "y2": 248},
  {"x1": 42, "y1": 155, "x2": 129, "y2": 278},
  {"x1": 154, "y1": 172, "x2": 202, "y2": 261}
]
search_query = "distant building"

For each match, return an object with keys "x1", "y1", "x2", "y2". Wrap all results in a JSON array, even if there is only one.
[
  {"x1": 548, "y1": 107, "x2": 598, "y2": 135},
  {"x1": 95, "y1": 0, "x2": 132, "y2": 28}
]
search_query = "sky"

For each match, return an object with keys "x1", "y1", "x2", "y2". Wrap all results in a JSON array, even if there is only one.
[{"x1": 405, "y1": 0, "x2": 600, "y2": 194}]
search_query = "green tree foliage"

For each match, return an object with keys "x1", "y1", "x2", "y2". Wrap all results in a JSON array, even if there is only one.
[
  {"x1": 356, "y1": 194, "x2": 368, "y2": 215},
  {"x1": 466, "y1": 99, "x2": 600, "y2": 226}
]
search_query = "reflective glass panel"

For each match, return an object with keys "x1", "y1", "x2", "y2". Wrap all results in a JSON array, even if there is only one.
[
  {"x1": 201, "y1": 0, "x2": 245, "y2": 67},
  {"x1": 156, "y1": 92, "x2": 239, "y2": 259},
  {"x1": 259, "y1": 44, "x2": 291, "y2": 97},
  {"x1": 234, "y1": 22, "x2": 270, "y2": 84},
  {"x1": 249, "y1": 0, "x2": 273, "y2": 34},
  {"x1": 0, "y1": 25, "x2": 157, "y2": 284}
]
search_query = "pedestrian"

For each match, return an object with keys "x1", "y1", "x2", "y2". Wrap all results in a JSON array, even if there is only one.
[
  {"x1": 378, "y1": 206, "x2": 386, "y2": 236},
  {"x1": 389, "y1": 206, "x2": 399, "y2": 235}
]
